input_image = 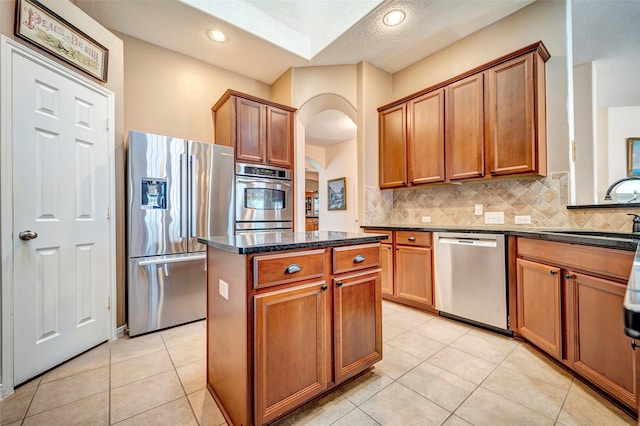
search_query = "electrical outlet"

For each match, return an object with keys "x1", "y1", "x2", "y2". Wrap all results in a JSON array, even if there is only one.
[
  {"x1": 474, "y1": 204, "x2": 483, "y2": 215},
  {"x1": 484, "y1": 211, "x2": 505, "y2": 224},
  {"x1": 514, "y1": 215, "x2": 532, "y2": 224},
  {"x1": 219, "y1": 279, "x2": 229, "y2": 300},
  {"x1": 421, "y1": 216, "x2": 432, "y2": 223}
]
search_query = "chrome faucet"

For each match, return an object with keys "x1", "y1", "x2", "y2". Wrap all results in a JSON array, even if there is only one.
[{"x1": 604, "y1": 176, "x2": 640, "y2": 200}]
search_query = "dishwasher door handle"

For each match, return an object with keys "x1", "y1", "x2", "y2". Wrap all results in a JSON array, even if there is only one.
[{"x1": 438, "y1": 237, "x2": 498, "y2": 248}]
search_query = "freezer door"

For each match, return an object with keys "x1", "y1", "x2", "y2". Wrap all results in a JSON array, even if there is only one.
[
  {"x1": 127, "y1": 253, "x2": 206, "y2": 336},
  {"x1": 188, "y1": 141, "x2": 234, "y2": 252},
  {"x1": 127, "y1": 131, "x2": 188, "y2": 257}
]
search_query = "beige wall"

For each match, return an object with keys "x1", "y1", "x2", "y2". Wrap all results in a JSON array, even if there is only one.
[
  {"x1": 119, "y1": 32, "x2": 269, "y2": 143},
  {"x1": 392, "y1": 0, "x2": 569, "y2": 175}
]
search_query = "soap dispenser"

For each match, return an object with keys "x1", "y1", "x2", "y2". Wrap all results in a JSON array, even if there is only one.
[{"x1": 628, "y1": 213, "x2": 640, "y2": 234}]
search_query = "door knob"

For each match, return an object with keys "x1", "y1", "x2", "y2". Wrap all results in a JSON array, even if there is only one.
[{"x1": 19, "y1": 230, "x2": 38, "y2": 241}]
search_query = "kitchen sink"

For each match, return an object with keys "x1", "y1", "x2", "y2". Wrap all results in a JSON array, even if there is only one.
[{"x1": 542, "y1": 230, "x2": 640, "y2": 240}]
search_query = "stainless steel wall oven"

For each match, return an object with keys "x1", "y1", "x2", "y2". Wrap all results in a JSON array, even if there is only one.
[{"x1": 235, "y1": 163, "x2": 293, "y2": 232}]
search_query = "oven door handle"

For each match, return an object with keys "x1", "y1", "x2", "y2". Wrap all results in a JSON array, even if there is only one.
[{"x1": 237, "y1": 179, "x2": 292, "y2": 188}]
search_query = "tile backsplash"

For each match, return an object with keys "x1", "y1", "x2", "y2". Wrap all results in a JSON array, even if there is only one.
[{"x1": 365, "y1": 172, "x2": 640, "y2": 232}]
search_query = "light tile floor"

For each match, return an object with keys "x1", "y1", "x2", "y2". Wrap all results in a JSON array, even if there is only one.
[{"x1": 0, "y1": 300, "x2": 636, "y2": 425}]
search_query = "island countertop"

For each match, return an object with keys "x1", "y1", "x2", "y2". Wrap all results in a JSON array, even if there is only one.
[{"x1": 198, "y1": 231, "x2": 388, "y2": 254}]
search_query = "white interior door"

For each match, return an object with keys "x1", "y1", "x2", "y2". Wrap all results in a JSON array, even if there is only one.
[{"x1": 10, "y1": 47, "x2": 112, "y2": 384}]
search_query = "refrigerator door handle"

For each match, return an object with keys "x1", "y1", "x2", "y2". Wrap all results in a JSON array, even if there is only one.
[
  {"x1": 137, "y1": 253, "x2": 206, "y2": 266},
  {"x1": 190, "y1": 154, "x2": 196, "y2": 237},
  {"x1": 180, "y1": 153, "x2": 188, "y2": 239}
]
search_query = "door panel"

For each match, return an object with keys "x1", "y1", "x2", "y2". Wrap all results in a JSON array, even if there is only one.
[{"x1": 12, "y1": 51, "x2": 111, "y2": 384}]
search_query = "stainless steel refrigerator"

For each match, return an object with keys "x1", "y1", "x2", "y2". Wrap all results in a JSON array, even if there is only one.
[{"x1": 127, "y1": 131, "x2": 234, "y2": 336}]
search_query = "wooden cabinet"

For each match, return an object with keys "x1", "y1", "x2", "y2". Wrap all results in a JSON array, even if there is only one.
[
  {"x1": 568, "y1": 272, "x2": 636, "y2": 409},
  {"x1": 254, "y1": 282, "x2": 330, "y2": 424},
  {"x1": 395, "y1": 239, "x2": 434, "y2": 307},
  {"x1": 515, "y1": 237, "x2": 636, "y2": 411},
  {"x1": 377, "y1": 41, "x2": 549, "y2": 188},
  {"x1": 213, "y1": 89, "x2": 296, "y2": 168},
  {"x1": 516, "y1": 258, "x2": 562, "y2": 359},
  {"x1": 364, "y1": 229, "x2": 434, "y2": 311},
  {"x1": 379, "y1": 104, "x2": 407, "y2": 188},
  {"x1": 487, "y1": 53, "x2": 546, "y2": 177},
  {"x1": 206, "y1": 241, "x2": 382, "y2": 426},
  {"x1": 305, "y1": 217, "x2": 319, "y2": 231},
  {"x1": 446, "y1": 73, "x2": 486, "y2": 181}
]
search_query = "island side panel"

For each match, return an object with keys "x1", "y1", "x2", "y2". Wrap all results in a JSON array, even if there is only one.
[{"x1": 207, "y1": 246, "x2": 250, "y2": 426}]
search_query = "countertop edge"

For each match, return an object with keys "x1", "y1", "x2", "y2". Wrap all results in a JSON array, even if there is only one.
[
  {"x1": 198, "y1": 233, "x2": 387, "y2": 255},
  {"x1": 361, "y1": 225, "x2": 638, "y2": 251}
]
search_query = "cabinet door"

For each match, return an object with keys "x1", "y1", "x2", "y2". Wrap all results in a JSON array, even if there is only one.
[
  {"x1": 380, "y1": 243, "x2": 394, "y2": 295},
  {"x1": 446, "y1": 73, "x2": 486, "y2": 181},
  {"x1": 516, "y1": 258, "x2": 562, "y2": 359},
  {"x1": 379, "y1": 104, "x2": 407, "y2": 188},
  {"x1": 568, "y1": 272, "x2": 636, "y2": 409},
  {"x1": 235, "y1": 96, "x2": 265, "y2": 163},
  {"x1": 395, "y1": 245, "x2": 433, "y2": 306},
  {"x1": 487, "y1": 53, "x2": 536, "y2": 176},
  {"x1": 254, "y1": 281, "x2": 330, "y2": 425},
  {"x1": 266, "y1": 105, "x2": 293, "y2": 168},
  {"x1": 408, "y1": 89, "x2": 445, "y2": 184},
  {"x1": 333, "y1": 271, "x2": 382, "y2": 383}
]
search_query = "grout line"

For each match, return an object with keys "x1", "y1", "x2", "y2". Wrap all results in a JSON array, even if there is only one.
[{"x1": 554, "y1": 378, "x2": 575, "y2": 424}]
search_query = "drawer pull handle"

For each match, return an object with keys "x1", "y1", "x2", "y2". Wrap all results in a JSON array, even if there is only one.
[
  {"x1": 565, "y1": 274, "x2": 573, "y2": 279},
  {"x1": 353, "y1": 255, "x2": 366, "y2": 263},
  {"x1": 321, "y1": 284, "x2": 328, "y2": 291},
  {"x1": 336, "y1": 281, "x2": 343, "y2": 287},
  {"x1": 408, "y1": 236, "x2": 416, "y2": 241},
  {"x1": 550, "y1": 270, "x2": 558, "y2": 275},
  {"x1": 285, "y1": 264, "x2": 302, "y2": 274}
]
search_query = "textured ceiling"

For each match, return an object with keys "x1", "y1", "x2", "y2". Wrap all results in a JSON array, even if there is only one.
[{"x1": 75, "y1": 0, "x2": 640, "y2": 145}]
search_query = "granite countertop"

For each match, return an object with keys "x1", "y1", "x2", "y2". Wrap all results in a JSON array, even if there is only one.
[
  {"x1": 361, "y1": 224, "x2": 639, "y2": 251},
  {"x1": 198, "y1": 231, "x2": 388, "y2": 254}
]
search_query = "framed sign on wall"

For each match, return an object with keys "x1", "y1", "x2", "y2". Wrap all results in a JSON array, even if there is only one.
[
  {"x1": 328, "y1": 177, "x2": 346, "y2": 210},
  {"x1": 14, "y1": 0, "x2": 109, "y2": 82}
]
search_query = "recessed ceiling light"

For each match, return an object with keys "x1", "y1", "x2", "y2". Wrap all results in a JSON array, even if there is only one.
[
  {"x1": 209, "y1": 30, "x2": 226, "y2": 42},
  {"x1": 383, "y1": 10, "x2": 405, "y2": 26}
]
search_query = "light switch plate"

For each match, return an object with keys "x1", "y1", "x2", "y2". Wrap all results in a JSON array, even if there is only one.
[
  {"x1": 421, "y1": 216, "x2": 432, "y2": 223},
  {"x1": 484, "y1": 211, "x2": 505, "y2": 224},
  {"x1": 515, "y1": 215, "x2": 532, "y2": 224},
  {"x1": 219, "y1": 279, "x2": 229, "y2": 300},
  {"x1": 474, "y1": 204, "x2": 483, "y2": 215}
]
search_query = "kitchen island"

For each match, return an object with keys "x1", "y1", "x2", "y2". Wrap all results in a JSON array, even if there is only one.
[{"x1": 198, "y1": 231, "x2": 387, "y2": 426}]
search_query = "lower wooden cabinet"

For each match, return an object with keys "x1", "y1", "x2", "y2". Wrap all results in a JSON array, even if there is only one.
[
  {"x1": 395, "y1": 244, "x2": 433, "y2": 307},
  {"x1": 568, "y1": 272, "x2": 636, "y2": 409},
  {"x1": 516, "y1": 237, "x2": 636, "y2": 412},
  {"x1": 254, "y1": 282, "x2": 330, "y2": 425},
  {"x1": 516, "y1": 258, "x2": 562, "y2": 359},
  {"x1": 363, "y1": 228, "x2": 434, "y2": 311},
  {"x1": 333, "y1": 271, "x2": 382, "y2": 383}
]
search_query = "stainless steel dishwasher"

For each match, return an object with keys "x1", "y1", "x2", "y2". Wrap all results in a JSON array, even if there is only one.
[{"x1": 433, "y1": 232, "x2": 508, "y2": 331}]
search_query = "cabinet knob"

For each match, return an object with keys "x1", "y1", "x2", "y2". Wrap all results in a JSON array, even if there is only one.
[
  {"x1": 632, "y1": 339, "x2": 638, "y2": 351},
  {"x1": 564, "y1": 274, "x2": 573, "y2": 279},
  {"x1": 321, "y1": 284, "x2": 328, "y2": 291},
  {"x1": 336, "y1": 281, "x2": 343, "y2": 287},
  {"x1": 402, "y1": 181, "x2": 406, "y2": 185},
  {"x1": 284, "y1": 264, "x2": 301, "y2": 274},
  {"x1": 490, "y1": 170, "x2": 496, "y2": 175},
  {"x1": 408, "y1": 236, "x2": 416, "y2": 241},
  {"x1": 550, "y1": 270, "x2": 558, "y2": 275},
  {"x1": 353, "y1": 255, "x2": 366, "y2": 263},
  {"x1": 477, "y1": 172, "x2": 482, "y2": 176}
]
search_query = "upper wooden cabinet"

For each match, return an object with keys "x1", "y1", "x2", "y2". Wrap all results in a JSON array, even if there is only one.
[
  {"x1": 213, "y1": 90, "x2": 296, "y2": 168},
  {"x1": 446, "y1": 74, "x2": 486, "y2": 181},
  {"x1": 378, "y1": 41, "x2": 549, "y2": 188},
  {"x1": 379, "y1": 103, "x2": 407, "y2": 188}
]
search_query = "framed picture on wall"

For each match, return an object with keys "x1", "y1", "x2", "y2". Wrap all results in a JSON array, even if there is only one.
[
  {"x1": 628, "y1": 137, "x2": 640, "y2": 176},
  {"x1": 327, "y1": 177, "x2": 346, "y2": 210},
  {"x1": 14, "y1": 0, "x2": 109, "y2": 82}
]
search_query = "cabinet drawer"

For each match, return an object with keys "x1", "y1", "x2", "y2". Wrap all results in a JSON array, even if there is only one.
[
  {"x1": 363, "y1": 229, "x2": 392, "y2": 242},
  {"x1": 395, "y1": 231, "x2": 431, "y2": 247},
  {"x1": 333, "y1": 244, "x2": 380, "y2": 274},
  {"x1": 254, "y1": 249, "x2": 326, "y2": 289}
]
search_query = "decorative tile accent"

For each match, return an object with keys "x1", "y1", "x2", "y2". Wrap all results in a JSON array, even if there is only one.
[{"x1": 364, "y1": 173, "x2": 640, "y2": 232}]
